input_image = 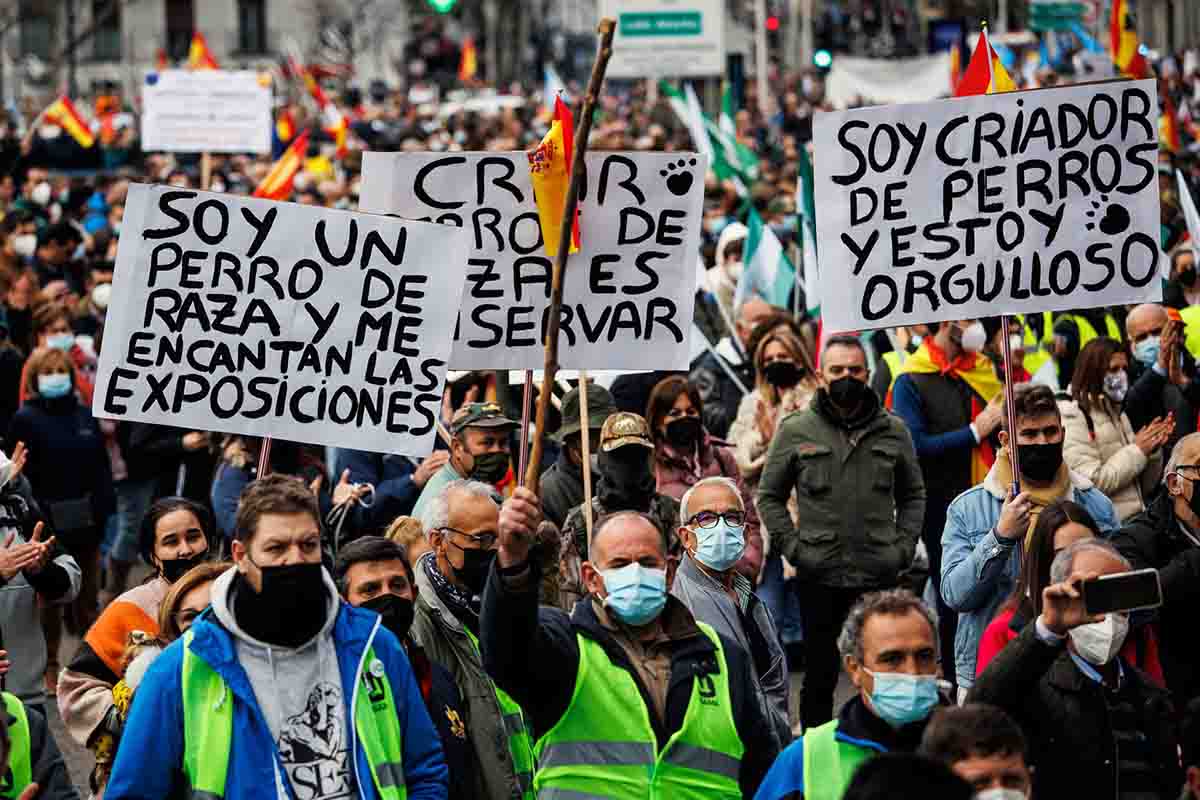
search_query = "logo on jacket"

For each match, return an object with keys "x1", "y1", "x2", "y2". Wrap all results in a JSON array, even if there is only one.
[
  {"x1": 697, "y1": 674, "x2": 719, "y2": 706},
  {"x1": 446, "y1": 707, "x2": 466, "y2": 739}
]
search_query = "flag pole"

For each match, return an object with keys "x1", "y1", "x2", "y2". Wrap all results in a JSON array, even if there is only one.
[
  {"x1": 578, "y1": 372, "x2": 594, "y2": 552},
  {"x1": 524, "y1": 18, "x2": 616, "y2": 495},
  {"x1": 201, "y1": 152, "x2": 212, "y2": 191},
  {"x1": 516, "y1": 370, "x2": 534, "y2": 487},
  {"x1": 999, "y1": 314, "x2": 1021, "y2": 497}
]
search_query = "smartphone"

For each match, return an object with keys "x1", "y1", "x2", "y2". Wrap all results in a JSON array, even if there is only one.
[{"x1": 1082, "y1": 569, "x2": 1163, "y2": 615}]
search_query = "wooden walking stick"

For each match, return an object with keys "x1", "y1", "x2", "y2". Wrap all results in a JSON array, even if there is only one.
[{"x1": 523, "y1": 18, "x2": 616, "y2": 494}]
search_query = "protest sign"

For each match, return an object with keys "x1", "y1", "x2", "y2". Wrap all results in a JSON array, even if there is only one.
[
  {"x1": 93, "y1": 184, "x2": 470, "y2": 456},
  {"x1": 599, "y1": 0, "x2": 725, "y2": 78},
  {"x1": 813, "y1": 79, "x2": 1162, "y2": 332},
  {"x1": 360, "y1": 151, "x2": 708, "y2": 370},
  {"x1": 142, "y1": 70, "x2": 272, "y2": 153}
]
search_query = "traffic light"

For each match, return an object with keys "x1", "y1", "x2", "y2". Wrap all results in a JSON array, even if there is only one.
[
  {"x1": 813, "y1": 49, "x2": 833, "y2": 69},
  {"x1": 427, "y1": 0, "x2": 457, "y2": 12},
  {"x1": 765, "y1": 15, "x2": 780, "y2": 32}
]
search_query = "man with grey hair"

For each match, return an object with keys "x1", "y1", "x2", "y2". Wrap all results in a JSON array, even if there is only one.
[
  {"x1": 670, "y1": 476, "x2": 790, "y2": 748},
  {"x1": 411, "y1": 479, "x2": 536, "y2": 800},
  {"x1": 972, "y1": 538, "x2": 1180, "y2": 798},
  {"x1": 755, "y1": 589, "x2": 942, "y2": 800},
  {"x1": 1113, "y1": 430, "x2": 1200, "y2": 705}
]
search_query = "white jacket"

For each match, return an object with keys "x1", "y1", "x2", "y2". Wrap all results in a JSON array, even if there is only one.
[{"x1": 1058, "y1": 395, "x2": 1162, "y2": 521}]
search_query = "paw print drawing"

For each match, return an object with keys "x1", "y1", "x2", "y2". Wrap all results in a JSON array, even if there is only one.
[
  {"x1": 1086, "y1": 194, "x2": 1131, "y2": 236},
  {"x1": 661, "y1": 158, "x2": 697, "y2": 197}
]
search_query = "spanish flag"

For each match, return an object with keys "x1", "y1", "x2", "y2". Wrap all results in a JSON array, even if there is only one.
[
  {"x1": 459, "y1": 36, "x2": 477, "y2": 82},
  {"x1": 955, "y1": 27, "x2": 1016, "y2": 96},
  {"x1": 1162, "y1": 93, "x2": 1182, "y2": 154},
  {"x1": 42, "y1": 96, "x2": 94, "y2": 148},
  {"x1": 528, "y1": 96, "x2": 580, "y2": 257},
  {"x1": 254, "y1": 131, "x2": 309, "y2": 200},
  {"x1": 156, "y1": 48, "x2": 168, "y2": 72},
  {"x1": 276, "y1": 108, "x2": 296, "y2": 144},
  {"x1": 187, "y1": 32, "x2": 219, "y2": 70},
  {"x1": 1110, "y1": 0, "x2": 1150, "y2": 79},
  {"x1": 949, "y1": 43, "x2": 962, "y2": 92}
]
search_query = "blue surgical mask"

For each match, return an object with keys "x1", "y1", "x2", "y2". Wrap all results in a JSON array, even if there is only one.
[
  {"x1": 1133, "y1": 335, "x2": 1161, "y2": 368},
  {"x1": 46, "y1": 332, "x2": 74, "y2": 352},
  {"x1": 600, "y1": 563, "x2": 667, "y2": 626},
  {"x1": 37, "y1": 373, "x2": 72, "y2": 399},
  {"x1": 865, "y1": 670, "x2": 939, "y2": 727},
  {"x1": 691, "y1": 520, "x2": 746, "y2": 572}
]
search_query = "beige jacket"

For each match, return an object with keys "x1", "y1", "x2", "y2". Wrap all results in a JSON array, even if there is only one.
[{"x1": 1058, "y1": 395, "x2": 1162, "y2": 521}]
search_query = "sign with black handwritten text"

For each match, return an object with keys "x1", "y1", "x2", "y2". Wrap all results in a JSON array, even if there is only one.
[
  {"x1": 93, "y1": 184, "x2": 470, "y2": 456},
  {"x1": 360, "y1": 151, "x2": 707, "y2": 370},
  {"x1": 814, "y1": 79, "x2": 1162, "y2": 331}
]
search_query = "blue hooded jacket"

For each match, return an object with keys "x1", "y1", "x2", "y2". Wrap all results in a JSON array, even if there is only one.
[{"x1": 106, "y1": 597, "x2": 448, "y2": 800}]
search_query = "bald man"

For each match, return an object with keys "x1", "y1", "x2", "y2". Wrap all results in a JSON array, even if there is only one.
[
  {"x1": 1124, "y1": 303, "x2": 1197, "y2": 453},
  {"x1": 481, "y1": 487, "x2": 779, "y2": 796}
]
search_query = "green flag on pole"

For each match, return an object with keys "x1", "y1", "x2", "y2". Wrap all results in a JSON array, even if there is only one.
[{"x1": 734, "y1": 208, "x2": 796, "y2": 310}]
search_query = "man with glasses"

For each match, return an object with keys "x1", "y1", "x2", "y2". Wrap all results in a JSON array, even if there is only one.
[
  {"x1": 414, "y1": 479, "x2": 537, "y2": 800},
  {"x1": 758, "y1": 334, "x2": 926, "y2": 731},
  {"x1": 670, "y1": 476, "x2": 791, "y2": 748},
  {"x1": 1113, "y1": 432, "x2": 1200, "y2": 705}
]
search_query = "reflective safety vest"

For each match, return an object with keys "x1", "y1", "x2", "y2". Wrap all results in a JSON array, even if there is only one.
[
  {"x1": 463, "y1": 628, "x2": 536, "y2": 799},
  {"x1": 533, "y1": 621, "x2": 744, "y2": 799},
  {"x1": 800, "y1": 719, "x2": 874, "y2": 800},
  {"x1": 1180, "y1": 305, "x2": 1200, "y2": 360},
  {"x1": 180, "y1": 629, "x2": 408, "y2": 800},
  {"x1": 0, "y1": 693, "x2": 31, "y2": 800},
  {"x1": 1017, "y1": 313, "x2": 1053, "y2": 377}
]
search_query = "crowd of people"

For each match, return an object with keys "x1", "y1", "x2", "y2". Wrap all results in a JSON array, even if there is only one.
[{"x1": 0, "y1": 29, "x2": 1197, "y2": 800}]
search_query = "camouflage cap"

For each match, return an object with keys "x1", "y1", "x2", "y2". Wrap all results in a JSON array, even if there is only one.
[
  {"x1": 599, "y1": 412, "x2": 654, "y2": 452},
  {"x1": 450, "y1": 402, "x2": 518, "y2": 436}
]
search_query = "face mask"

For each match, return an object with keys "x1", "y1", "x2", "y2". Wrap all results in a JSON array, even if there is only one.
[
  {"x1": 665, "y1": 416, "x2": 703, "y2": 449},
  {"x1": 466, "y1": 450, "x2": 509, "y2": 484},
  {"x1": 1103, "y1": 371, "x2": 1128, "y2": 403},
  {"x1": 975, "y1": 790, "x2": 1028, "y2": 800},
  {"x1": 210, "y1": 180, "x2": 226, "y2": 194},
  {"x1": 763, "y1": 360, "x2": 802, "y2": 388},
  {"x1": 37, "y1": 373, "x2": 72, "y2": 398},
  {"x1": 827, "y1": 375, "x2": 868, "y2": 410},
  {"x1": 724, "y1": 260, "x2": 743, "y2": 282},
  {"x1": 909, "y1": 334, "x2": 923, "y2": 348},
  {"x1": 239, "y1": 560, "x2": 329, "y2": 647},
  {"x1": 865, "y1": 669, "x2": 939, "y2": 727},
  {"x1": 30, "y1": 182, "x2": 51, "y2": 207},
  {"x1": 46, "y1": 332, "x2": 75, "y2": 351},
  {"x1": 600, "y1": 563, "x2": 667, "y2": 626},
  {"x1": 11, "y1": 234, "x2": 35, "y2": 257},
  {"x1": 691, "y1": 519, "x2": 746, "y2": 572},
  {"x1": 111, "y1": 221, "x2": 121, "y2": 237},
  {"x1": 91, "y1": 282, "x2": 112, "y2": 311},
  {"x1": 1182, "y1": 475, "x2": 1200, "y2": 518},
  {"x1": 1180, "y1": 265, "x2": 1198, "y2": 287},
  {"x1": 598, "y1": 448, "x2": 657, "y2": 505},
  {"x1": 360, "y1": 593, "x2": 416, "y2": 641},
  {"x1": 1018, "y1": 440, "x2": 1063, "y2": 483},
  {"x1": 160, "y1": 552, "x2": 207, "y2": 584},
  {"x1": 1068, "y1": 612, "x2": 1129, "y2": 665},
  {"x1": 446, "y1": 539, "x2": 496, "y2": 595},
  {"x1": 960, "y1": 321, "x2": 988, "y2": 352},
  {"x1": 1133, "y1": 335, "x2": 1161, "y2": 368},
  {"x1": 1009, "y1": 333, "x2": 1024, "y2": 353}
]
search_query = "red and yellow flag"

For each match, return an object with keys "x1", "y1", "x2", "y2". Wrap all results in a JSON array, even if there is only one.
[
  {"x1": 528, "y1": 97, "x2": 580, "y2": 257},
  {"x1": 156, "y1": 48, "x2": 169, "y2": 71},
  {"x1": 1110, "y1": 0, "x2": 1150, "y2": 78},
  {"x1": 949, "y1": 43, "x2": 962, "y2": 92},
  {"x1": 43, "y1": 96, "x2": 94, "y2": 148},
  {"x1": 254, "y1": 131, "x2": 309, "y2": 200},
  {"x1": 459, "y1": 36, "x2": 477, "y2": 82},
  {"x1": 276, "y1": 107, "x2": 296, "y2": 144},
  {"x1": 187, "y1": 32, "x2": 219, "y2": 70},
  {"x1": 1161, "y1": 93, "x2": 1182, "y2": 153},
  {"x1": 955, "y1": 28, "x2": 1016, "y2": 96}
]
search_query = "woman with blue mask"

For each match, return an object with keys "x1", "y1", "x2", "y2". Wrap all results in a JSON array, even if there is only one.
[{"x1": 8, "y1": 347, "x2": 116, "y2": 695}]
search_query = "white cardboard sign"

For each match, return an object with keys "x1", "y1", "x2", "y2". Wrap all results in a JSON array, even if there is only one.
[
  {"x1": 360, "y1": 150, "x2": 707, "y2": 370},
  {"x1": 141, "y1": 70, "x2": 272, "y2": 154},
  {"x1": 599, "y1": 0, "x2": 726, "y2": 78},
  {"x1": 814, "y1": 79, "x2": 1162, "y2": 331},
  {"x1": 93, "y1": 184, "x2": 470, "y2": 457}
]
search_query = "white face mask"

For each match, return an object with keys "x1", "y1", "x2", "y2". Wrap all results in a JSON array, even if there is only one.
[
  {"x1": 725, "y1": 260, "x2": 744, "y2": 282},
  {"x1": 1069, "y1": 612, "x2": 1130, "y2": 665},
  {"x1": 30, "y1": 181, "x2": 52, "y2": 207},
  {"x1": 11, "y1": 234, "x2": 35, "y2": 257},
  {"x1": 975, "y1": 789, "x2": 1028, "y2": 800},
  {"x1": 1008, "y1": 333, "x2": 1024, "y2": 353},
  {"x1": 960, "y1": 321, "x2": 988, "y2": 353}
]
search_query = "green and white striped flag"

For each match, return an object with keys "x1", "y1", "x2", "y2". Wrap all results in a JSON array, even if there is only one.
[
  {"x1": 659, "y1": 80, "x2": 758, "y2": 194},
  {"x1": 734, "y1": 208, "x2": 796, "y2": 310},
  {"x1": 797, "y1": 146, "x2": 820, "y2": 312}
]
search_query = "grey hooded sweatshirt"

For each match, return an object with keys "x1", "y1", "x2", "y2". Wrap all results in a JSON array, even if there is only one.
[{"x1": 210, "y1": 566, "x2": 354, "y2": 800}]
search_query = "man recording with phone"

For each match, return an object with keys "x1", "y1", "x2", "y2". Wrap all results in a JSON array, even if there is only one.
[
  {"x1": 1113, "y1": 431, "x2": 1200, "y2": 705},
  {"x1": 971, "y1": 539, "x2": 1181, "y2": 799}
]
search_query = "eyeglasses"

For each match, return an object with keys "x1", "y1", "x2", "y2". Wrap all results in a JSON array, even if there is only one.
[
  {"x1": 686, "y1": 511, "x2": 746, "y2": 529},
  {"x1": 439, "y1": 527, "x2": 498, "y2": 549}
]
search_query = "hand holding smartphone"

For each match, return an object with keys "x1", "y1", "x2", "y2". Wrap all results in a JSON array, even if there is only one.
[{"x1": 1082, "y1": 568, "x2": 1162, "y2": 616}]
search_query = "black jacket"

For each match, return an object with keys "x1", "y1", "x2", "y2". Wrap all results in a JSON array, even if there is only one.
[
  {"x1": 970, "y1": 622, "x2": 1181, "y2": 799},
  {"x1": 1123, "y1": 361, "x2": 1199, "y2": 456},
  {"x1": 690, "y1": 350, "x2": 750, "y2": 439},
  {"x1": 407, "y1": 642, "x2": 476, "y2": 800},
  {"x1": 479, "y1": 559, "x2": 778, "y2": 797},
  {"x1": 6, "y1": 700, "x2": 80, "y2": 800},
  {"x1": 116, "y1": 423, "x2": 187, "y2": 482},
  {"x1": 1111, "y1": 490, "x2": 1200, "y2": 703},
  {"x1": 539, "y1": 450, "x2": 584, "y2": 530}
]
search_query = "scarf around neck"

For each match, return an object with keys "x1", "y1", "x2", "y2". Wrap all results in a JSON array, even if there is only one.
[
  {"x1": 419, "y1": 550, "x2": 480, "y2": 629},
  {"x1": 992, "y1": 445, "x2": 1072, "y2": 546}
]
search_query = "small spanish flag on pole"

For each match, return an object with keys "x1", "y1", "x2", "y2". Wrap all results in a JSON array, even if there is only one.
[
  {"x1": 187, "y1": 32, "x2": 219, "y2": 70},
  {"x1": 459, "y1": 36, "x2": 477, "y2": 83},
  {"x1": 1110, "y1": 0, "x2": 1151, "y2": 79},
  {"x1": 1162, "y1": 93, "x2": 1182, "y2": 154},
  {"x1": 42, "y1": 96, "x2": 94, "y2": 148},
  {"x1": 955, "y1": 25, "x2": 1016, "y2": 96},
  {"x1": 254, "y1": 130, "x2": 309, "y2": 200},
  {"x1": 528, "y1": 96, "x2": 581, "y2": 257}
]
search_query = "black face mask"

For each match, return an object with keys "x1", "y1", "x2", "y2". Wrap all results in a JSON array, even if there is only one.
[
  {"x1": 763, "y1": 361, "x2": 803, "y2": 388},
  {"x1": 360, "y1": 593, "x2": 415, "y2": 641},
  {"x1": 827, "y1": 376, "x2": 868, "y2": 410},
  {"x1": 160, "y1": 552, "x2": 207, "y2": 584},
  {"x1": 598, "y1": 448, "x2": 657, "y2": 508},
  {"x1": 466, "y1": 450, "x2": 509, "y2": 484},
  {"x1": 665, "y1": 416, "x2": 703, "y2": 449},
  {"x1": 235, "y1": 560, "x2": 328, "y2": 648},
  {"x1": 447, "y1": 541, "x2": 495, "y2": 596},
  {"x1": 1018, "y1": 441, "x2": 1064, "y2": 483},
  {"x1": 1180, "y1": 266, "x2": 1198, "y2": 287}
]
